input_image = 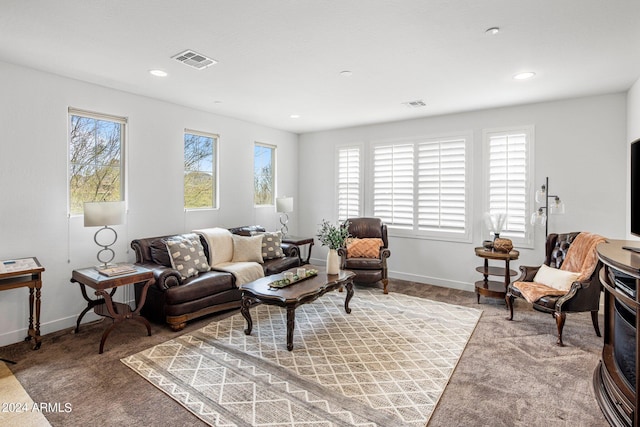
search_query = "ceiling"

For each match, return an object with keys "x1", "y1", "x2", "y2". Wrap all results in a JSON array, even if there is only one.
[{"x1": 2, "y1": 1, "x2": 640, "y2": 134}]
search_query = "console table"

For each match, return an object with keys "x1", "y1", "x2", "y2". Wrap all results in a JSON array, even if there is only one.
[
  {"x1": 594, "y1": 240, "x2": 640, "y2": 427},
  {"x1": 282, "y1": 235, "x2": 314, "y2": 264},
  {"x1": 0, "y1": 257, "x2": 44, "y2": 351},
  {"x1": 474, "y1": 247, "x2": 519, "y2": 303},
  {"x1": 71, "y1": 265, "x2": 154, "y2": 354}
]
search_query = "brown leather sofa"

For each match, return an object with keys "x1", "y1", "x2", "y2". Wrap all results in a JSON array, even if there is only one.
[
  {"x1": 338, "y1": 217, "x2": 391, "y2": 293},
  {"x1": 131, "y1": 226, "x2": 300, "y2": 331}
]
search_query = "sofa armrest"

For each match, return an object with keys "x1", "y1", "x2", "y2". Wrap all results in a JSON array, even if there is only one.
[
  {"x1": 281, "y1": 242, "x2": 300, "y2": 259},
  {"x1": 516, "y1": 265, "x2": 541, "y2": 282},
  {"x1": 135, "y1": 262, "x2": 182, "y2": 290}
]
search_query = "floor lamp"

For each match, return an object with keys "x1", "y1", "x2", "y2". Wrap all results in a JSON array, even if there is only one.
[
  {"x1": 530, "y1": 177, "x2": 565, "y2": 237},
  {"x1": 276, "y1": 197, "x2": 293, "y2": 237}
]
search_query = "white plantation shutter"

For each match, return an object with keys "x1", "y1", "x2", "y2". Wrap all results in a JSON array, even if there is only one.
[
  {"x1": 418, "y1": 139, "x2": 466, "y2": 233},
  {"x1": 373, "y1": 144, "x2": 414, "y2": 228},
  {"x1": 337, "y1": 146, "x2": 361, "y2": 220},
  {"x1": 487, "y1": 129, "x2": 531, "y2": 241}
]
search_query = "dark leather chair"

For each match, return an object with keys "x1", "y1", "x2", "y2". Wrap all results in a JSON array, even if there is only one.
[
  {"x1": 506, "y1": 232, "x2": 606, "y2": 346},
  {"x1": 338, "y1": 217, "x2": 391, "y2": 294}
]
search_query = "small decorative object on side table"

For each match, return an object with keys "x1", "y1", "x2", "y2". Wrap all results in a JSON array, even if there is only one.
[
  {"x1": 281, "y1": 235, "x2": 314, "y2": 264},
  {"x1": 70, "y1": 264, "x2": 154, "y2": 354},
  {"x1": 474, "y1": 247, "x2": 519, "y2": 303},
  {"x1": 0, "y1": 257, "x2": 44, "y2": 352}
]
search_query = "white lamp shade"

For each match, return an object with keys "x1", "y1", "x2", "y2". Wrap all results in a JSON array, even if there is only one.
[
  {"x1": 276, "y1": 197, "x2": 293, "y2": 213},
  {"x1": 83, "y1": 201, "x2": 126, "y2": 227}
]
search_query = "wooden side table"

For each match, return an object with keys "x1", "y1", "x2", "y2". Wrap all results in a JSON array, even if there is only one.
[
  {"x1": 282, "y1": 235, "x2": 314, "y2": 264},
  {"x1": 71, "y1": 265, "x2": 154, "y2": 354},
  {"x1": 0, "y1": 257, "x2": 44, "y2": 351},
  {"x1": 474, "y1": 247, "x2": 519, "y2": 303}
]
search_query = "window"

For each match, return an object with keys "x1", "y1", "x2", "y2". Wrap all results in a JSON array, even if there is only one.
[
  {"x1": 184, "y1": 130, "x2": 218, "y2": 209},
  {"x1": 68, "y1": 109, "x2": 126, "y2": 215},
  {"x1": 372, "y1": 135, "x2": 470, "y2": 240},
  {"x1": 484, "y1": 126, "x2": 533, "y2": 246},
  {"x1": 336, "y1": 146, "x2": 362, "y2": 220},
  {"x1": 254, "y1": 143, "x2": 275, "y2": 205}
]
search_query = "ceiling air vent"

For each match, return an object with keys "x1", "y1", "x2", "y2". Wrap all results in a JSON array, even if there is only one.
[
  {"x1": 402, "y1": 100, "x2": 426, "y2": 108},
  {"x1": 172, "y1": 49, "x2": 217, "y2": 70}
]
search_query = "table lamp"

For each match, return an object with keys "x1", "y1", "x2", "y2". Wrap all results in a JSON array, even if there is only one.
[
  {"x1": 84, "y1": 201, "x2": 126, "y2": 269},
  {"x1": 276, "y1": 196, "x2": 293, "y2": 237}
]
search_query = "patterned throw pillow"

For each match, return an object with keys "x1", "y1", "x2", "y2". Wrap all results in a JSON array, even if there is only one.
[
  {"x1": 347, "y1": 238, "x2": 383, "y2": 258},
  {"x1": 261, "y1": 231, "x2": 284, "y2": 260},
  {"x1": 165, "y1": 234, "x2": 210, "y2": 279},
  {"x1": 231, "y1": 234, "x2": 264, "y2": 263}
]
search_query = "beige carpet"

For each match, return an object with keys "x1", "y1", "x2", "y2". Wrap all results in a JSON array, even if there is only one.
[
  {"x1": 0, "y1": 361, "x2": 51, "y2": 426},
  {"x1": 122, "y1": 289, "x2": 481, "y2": 426}
]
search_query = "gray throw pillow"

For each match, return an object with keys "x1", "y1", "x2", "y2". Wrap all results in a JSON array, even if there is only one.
[
  {"x1": 261, "y1": 231, "x2": 284, "y2": 260},
  {"x1": 165, "y1": 233, "x2": 210, "y2": 279}
]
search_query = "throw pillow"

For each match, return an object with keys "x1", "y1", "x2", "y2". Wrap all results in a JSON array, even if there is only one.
[
  {"x1": 347, "y1": 238, "x2": 383, "y2": 258},
  {"x1": 533, "y1": 264, "x2": 580, "y2": 292},
  {"x1": 231, "y1": 234, "x2": 264, "y2": 263},
  {"x1": 165, "y1": 233, "x2": 211, "y2": 279},
  {"x1": 261, "y1": 231, "x2": 284, "y2": 260}
]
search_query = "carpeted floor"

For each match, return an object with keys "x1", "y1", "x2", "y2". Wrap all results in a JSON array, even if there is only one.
[{"x1": 2, "y1": 279, "x2": 609, "y2": 426}]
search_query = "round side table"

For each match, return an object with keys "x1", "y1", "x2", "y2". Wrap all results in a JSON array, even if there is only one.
[{"x1": 474, "y1": 247, "x2": 519, "y2": 304}]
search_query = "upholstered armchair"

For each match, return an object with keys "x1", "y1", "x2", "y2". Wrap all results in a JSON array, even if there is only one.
[
  {"x1": 506, "y1": 231, "x2": 606, "y2": 346},
  {"x1": 337, "y1": 217, "x2": 391, "y2": 294}
]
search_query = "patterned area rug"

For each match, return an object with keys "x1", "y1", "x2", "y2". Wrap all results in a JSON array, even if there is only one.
[{"x1": 122, "y1": 289, "x2": 481, "y2": 426}]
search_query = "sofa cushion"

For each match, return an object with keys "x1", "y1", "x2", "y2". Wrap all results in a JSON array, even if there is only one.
[
  {"x1": 262, "y1": 256, "x2": 301, "y2": 276},
  {"x1": 150, "y1": 239, "x2": 173, "y2": 267},
  {"x1": 165, "y1": 234, "x2": 211, "y2": 279},
  {"x1": 231, "y1": 234, "x2": 264, "y2": 263},
  {"x1": 165, "y1": 271, "x2": 235, "y2": 305},
  {"x1": 347, "y1": 238, "x2": 383, "y2": 258},
  {"x1": 261, "y1": 231, "x2": 284, "y2": 260}
]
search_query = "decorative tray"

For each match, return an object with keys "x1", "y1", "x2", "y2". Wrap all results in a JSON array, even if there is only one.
[{"x1": 269, "y1": 268, "x2": 319, "y2": 289}]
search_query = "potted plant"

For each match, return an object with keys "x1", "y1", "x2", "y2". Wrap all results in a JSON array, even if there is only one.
[{"x1": 316, "y1": 219, "x2": 350, "y2": 274}]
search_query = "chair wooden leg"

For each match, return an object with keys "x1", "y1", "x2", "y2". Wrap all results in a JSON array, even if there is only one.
[
  {"x1": 382, "y1": 279, "x2": 388, "y2": 294},
  {"x1": 505, "y1": 293, "x2": 514, "y2": 320},
  {"x1": 554, "y1": 311, "x2": 566, "y2": 346},
  {"x1": 591, "y1": 310, "x2": 601, "y2": 337}
]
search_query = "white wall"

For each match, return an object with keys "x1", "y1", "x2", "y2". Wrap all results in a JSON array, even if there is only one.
[
  {"x1": 0, "y1": 61, "x2": 298, "y2": 346},
  {"x1": 299, "y1": 93, "x2": 627, "y2": 290}
]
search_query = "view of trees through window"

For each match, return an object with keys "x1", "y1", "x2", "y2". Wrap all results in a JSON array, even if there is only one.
[
  {"x1": 254, "y1": 143, "x2": 275, "y2": 205},
  {"x1": 184, "y1": 132, "x2": 216, "y2": 209},
  {"x1": 69, "y1": 112, "x2": 124, "y2": 215}
]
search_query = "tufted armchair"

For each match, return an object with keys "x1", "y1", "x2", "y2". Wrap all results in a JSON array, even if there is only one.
[
  {"x1": 338, "y1": 217, "x2": 391, "y2": 294},
  {"x1": 506, "y1": 232, "x2": 606, "y2": 346}
]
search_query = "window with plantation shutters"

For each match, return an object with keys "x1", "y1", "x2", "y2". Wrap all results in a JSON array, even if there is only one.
[
  {"x1": 484, "y1": 127, "x2": 533, "y2": 246},
  {"x1": 372, "y1": 135, "x2": 470, "y2": 240},
  {"x1": 336, "y1": 146, "x2": 361, "y2": 221}
]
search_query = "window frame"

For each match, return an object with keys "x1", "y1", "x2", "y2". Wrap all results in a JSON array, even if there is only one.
[
  {"x1": 254, "y1": 142, "x2": 276, "y2": 207},
  {"x1": 183, "y1": 129, "x2": 219, "y2": 211},
  {"x1": 483, "y1": 125, "x2": 535, "y2": 248},
  {"x1": 67, "y1": 107, "x2": 127, "y2": 216},
  {"x1": 335, "y1": 143, "x2": 363, "y2": 221},
  {"x1": 368, "y1": 132, "x2": 472, "y2": 242}
]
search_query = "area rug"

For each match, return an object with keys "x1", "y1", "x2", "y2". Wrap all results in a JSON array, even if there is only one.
[{"x1": 122, "y1": 289, "x2": 482, "y2": 426}]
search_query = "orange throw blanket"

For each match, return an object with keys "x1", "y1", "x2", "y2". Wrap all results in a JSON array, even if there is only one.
[{"x1": 514, "y1": 232, "x2": 606, "y2": 303}]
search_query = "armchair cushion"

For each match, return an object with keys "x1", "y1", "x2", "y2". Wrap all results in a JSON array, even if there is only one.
[
  {"x1": 231, "y1": 234, "x2": 264, "y2": 263},
  {"x1": 346, "y1": 238, "x2": 383, "y2": 258},
  {"x1": 165, "y1": 234, "x2": 211, "y2": 279}
]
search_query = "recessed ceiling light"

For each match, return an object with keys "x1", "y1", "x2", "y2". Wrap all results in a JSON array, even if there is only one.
[
  {"x1": 290, "y1": 114, "x2": 300, "y2": 119},
  {"x1": 485, "y1": 27, "x2": 500, "y2": 35},
  {"x1": 149, "y1": 69, "x2": 168, "y2": 77},
  {"x1": 513, "y1": 72, "x2": 536, "y2": 80},
  {"x1": 339, "y1": 70, "x2": 353, "y2": 77}
]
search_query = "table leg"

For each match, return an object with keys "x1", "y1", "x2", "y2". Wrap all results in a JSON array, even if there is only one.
[
  {"x1": 33, "y1": 284, "x2": 41, "y2": 350},
  {"x1": 131, "y1": 280, "x2": 153, "y2": 336},
  {"x1": 286, "y1": 307, "x2": 295, "y2": 351},
  {"x1": 73, "y1": 282, "x2": 115, "y2": 333},
  {"x1": 241, "y1": 296, "x2": 253, "y2": 335},
  {"x1": 305, "y1": 242, "x2": 314, "y2": 264},
  {"x1": 344, "y1": 280, "x2": 353, "y2": 314},
  {"x1": 27, "y1": 286, "x2": 34, "y2": 341}
]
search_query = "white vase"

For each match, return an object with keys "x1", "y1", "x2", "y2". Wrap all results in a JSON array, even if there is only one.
[{"x1": 326, "y1": 249, "x2": 340, "y2": 274}]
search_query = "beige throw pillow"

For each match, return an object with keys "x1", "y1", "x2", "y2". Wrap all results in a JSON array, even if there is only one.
[
  {"x1": 231, "y1": 234, "x2": 264, "y2": 263},
  {"x1": 533, "y1": 264, "x2": 580, "y2": 291}
]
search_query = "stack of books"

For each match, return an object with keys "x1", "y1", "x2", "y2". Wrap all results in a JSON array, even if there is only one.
[{"x1": 96, "y1": 264, "x2": 137, "y2": 277}]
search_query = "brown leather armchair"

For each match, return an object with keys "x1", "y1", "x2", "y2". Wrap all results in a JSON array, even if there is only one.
[
  {"x1": 506, "y1": 231, "x2": 606, "y2": 346},
  {"x1": 338, "y1": 217, "x2": 391, "y2": 294}
]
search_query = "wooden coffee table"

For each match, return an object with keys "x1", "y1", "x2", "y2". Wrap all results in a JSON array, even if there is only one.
[{"x1": 240, "y1": 266, "x2": 355, "y2": 351}]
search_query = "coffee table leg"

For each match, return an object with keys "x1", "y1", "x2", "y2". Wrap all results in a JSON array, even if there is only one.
[
  {"x1": 344, "y1": 280, "x2": 354, "y2": 314},
  {"x1": 241, "y1": 296, "x2": 253, "y2": 335},
  {"x1": 286, "y1": 307, "x2": 295, "y2": 351}
]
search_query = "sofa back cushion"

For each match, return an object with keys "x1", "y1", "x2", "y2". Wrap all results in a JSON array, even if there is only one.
[{"x1": 150, "y1": 239, "x2": 173, "y2": 267}]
